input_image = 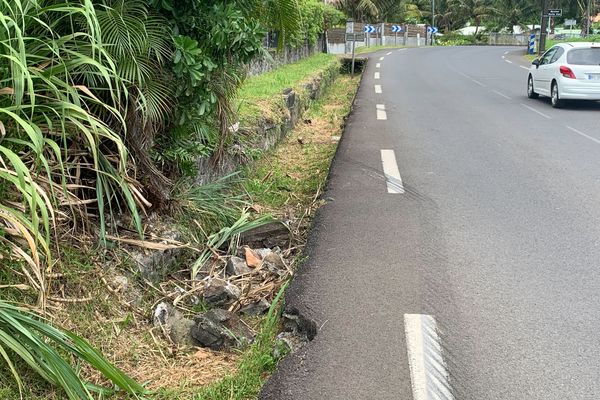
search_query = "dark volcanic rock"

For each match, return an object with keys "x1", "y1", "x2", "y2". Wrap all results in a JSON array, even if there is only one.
[{"x1": 190, "y1": 309, "x2": 255, "y2": 350}]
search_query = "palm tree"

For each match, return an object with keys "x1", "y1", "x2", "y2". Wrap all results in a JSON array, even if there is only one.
[
  {"x1": 456, "y1": 0, "x2": 492, "y2": 35},
  {"x1": 334, "y1": 0, "x2": 380, "y2": 21},
  {"x1": 403, "y1": 0, "x2": 432, "y2": 23},
  {"x1": 490, "y1": 0, "x2": 537, "y2": 32}
]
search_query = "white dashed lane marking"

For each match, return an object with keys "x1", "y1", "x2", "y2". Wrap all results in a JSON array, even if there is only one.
[
  {"x1": 374, "y1": 72, "x2": 380, "y2": 80},
  {"x1": 521, "y1": 103, "x2": 551, "y2": 119},
  {"x1": 566, "y1": 126, "x2": 600, "y2": 145},
  {"x1": 380, "y1": 149, "x2": 404, "y2": 193},
  {"x1": 376, "y1": 104, "x2": 387, "y2": 120},
  {"x1": 404, "y1": 314, "x2": 454, "y2": 400},
  {"x1": 492, "y1": 90, "x2": 511, "y2": 100},
  {"x1": 375, "y1": 85, "x2": 382, "y2": 94}
]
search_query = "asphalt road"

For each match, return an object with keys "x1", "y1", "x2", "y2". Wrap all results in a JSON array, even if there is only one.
[{"x1": 260, "y1": 46, "x2": 600, "y2": 400}]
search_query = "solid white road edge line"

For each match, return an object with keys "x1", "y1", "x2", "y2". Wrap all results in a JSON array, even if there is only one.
[
  {"x1": 376, "y1": 63, "x2": 381, "y2": 68},
  {"x1": 404, "y1": 314, "x2": 455, "y2": 400},
  {"x1": 472, "y1": 79, "x2": 486, "y2": 87},
  {"x1": 380, "y1": 149, "x2": 404, "y2": 193},
  {"x1": 566, "y1": 126, "x2": 600, "y2": 145},
  {"x1": 375, "y1": 72, "x2": 380, "y2": 80},
  {"x1": 375, "y1": 85, "x2": 382, "y2": 94},
  {"x1": 492, "y1": 90, "x2": 511, "y2": 100},
  {"x1": 521, "y1": 103, "x2": 551, "y2": 119}
]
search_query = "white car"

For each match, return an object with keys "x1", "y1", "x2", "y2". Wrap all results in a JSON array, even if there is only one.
[{"x1": 527, "y1": 42, "x2": 600, "y2": 108}]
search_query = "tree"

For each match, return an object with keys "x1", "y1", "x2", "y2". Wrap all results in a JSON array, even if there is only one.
[
  {"x1": 489, "y1": 0, "x2": 537, "y2": 32},
  {"x1": 453, "y1": 0, "x2": 493, "y2": 35}
]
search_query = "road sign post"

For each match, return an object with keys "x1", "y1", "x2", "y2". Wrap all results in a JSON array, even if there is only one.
[
  {"x1": 565, "y1": 18, "x2": 576, "y2": 37},
  {"x1": 364, "y1": 25, "x2": 376, "y2": 47},
  {"x1": 391, "y1": 25, "x2": 403, "y2": 46},
  {"x1": 426, "y1": 26, "x2": 438, "y2": 45},
  {"x1": 351, "y1": 34, "x2": 356, "y2": 77}
]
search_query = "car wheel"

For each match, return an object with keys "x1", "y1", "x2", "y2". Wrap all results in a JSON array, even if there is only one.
[
  {"x1": 527, "y1": 75, "x2": 539, "y2": 99},
  {"x1": 551, "y1": 81, "x2": 563, "y2": 108}
]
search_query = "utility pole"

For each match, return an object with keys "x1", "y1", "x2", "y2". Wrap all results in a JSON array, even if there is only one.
[
  {"x1": 586, "y1": 0, "x2": 591, "y2": 36},
  {"x1": 431, "y1": 0, "x2": 435, "y2": 45},
  {"x1": 539, "y1": 0, "x2": 548, "y2": 55}
]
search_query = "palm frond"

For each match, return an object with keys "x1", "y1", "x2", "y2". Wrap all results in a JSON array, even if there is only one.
[{"x1": 0, "y1": 301, "x2": 147, "y2": 399}]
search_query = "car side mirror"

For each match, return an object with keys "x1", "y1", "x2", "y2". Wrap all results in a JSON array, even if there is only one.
[{"x1": 532, "y1": 59, "x2": 540, "y2": 68}]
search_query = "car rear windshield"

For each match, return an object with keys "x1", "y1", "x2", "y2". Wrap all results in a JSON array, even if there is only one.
[{"x1": 567, "y1": 48, "x2": 600, "y2": 65}]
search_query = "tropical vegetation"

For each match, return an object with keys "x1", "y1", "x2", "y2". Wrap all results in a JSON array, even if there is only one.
[
  {"x1": 332, "y1": 0, "x2": 600, "y2": 36},
  {"x1": 0, "y1": 0, "x2": 340, "y2": 396}
]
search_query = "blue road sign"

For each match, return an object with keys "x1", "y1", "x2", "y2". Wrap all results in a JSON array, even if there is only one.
[
  {"x1": 391, "y1": 25, "x2": 403, "y2": 33},
  {"x1": 364, "y1": 25, "x2": 376, "y2": 33},
  {"x1": 427, "y1": 26, "x2": 439, "y2": 34}
]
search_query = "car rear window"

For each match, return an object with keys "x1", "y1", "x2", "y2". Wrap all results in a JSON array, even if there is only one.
[{"x1": 567, "y1": 48, "x2": 600, "y2": 65}]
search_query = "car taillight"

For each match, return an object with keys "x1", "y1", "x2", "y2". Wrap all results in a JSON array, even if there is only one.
[{"x1": 560, "y1": 66, "x2": 576, "y2": 79}]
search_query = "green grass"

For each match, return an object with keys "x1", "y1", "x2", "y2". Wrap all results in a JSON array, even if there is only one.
[
  {"x1": 237, "y1": 53, "x2": 339, "y2": 122},
  {"x1": 239, "y1": 53, "x2": 337, "y2": 101},
  {"x1": 547, "y1": 35, "x2": 600, "y2": 49},
  {"x1": 181, "y1": 285, "x2": 287, "y2": 400},
  {"x1": 354, "y1": 44, "x2": 406, "y2": 55},
  {"x1": 243, "y1": 74, "x2": 360, "y2": 211},
  {"x1": 525, "y1": 35, "x2": 600, "y2": 62},
  {"x1": 187, "y1": 70, "x2": 360, "y2": 400}
]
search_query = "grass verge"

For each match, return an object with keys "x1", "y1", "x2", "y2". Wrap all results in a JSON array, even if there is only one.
[
  {"x1": 238, "y1": 53, "x2": 339, "y2": 123},
  {"x1": 187, "y1": 73, "x2": 361, "y2": 400},
  {"x1": 354, "y1": 44, "x2": 406, "y2": 55},
  {"x1": 190, "y1": 284, "x2": 287, "y2": 400},
  {"x1": 243, "y1": 73, "x2": 360, "y2": 214},
  {"x1": 0, "y1": 59, "x2": 360, "y2": 400}
]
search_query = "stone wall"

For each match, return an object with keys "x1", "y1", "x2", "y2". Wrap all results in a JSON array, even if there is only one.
[
  {"x1": 488, "y1": 33, "x2": 529, "y2": 46},
  {"x1": 196, "y1": 59, "x2": 340, "y2": 184},
  {"x1": 246, "y1": 38, "x2": 325, "y2": 77}
]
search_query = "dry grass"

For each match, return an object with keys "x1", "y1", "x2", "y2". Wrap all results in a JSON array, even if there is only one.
[
  {"x1": 244, "y1": 74, "x2": 361, "y2": 222},
  {"x1": 49, "y1": 271, "x2": 241, "y2": 397},
  {"x1": 0, "y1": 73, "x2": 361, "y2": 400}
]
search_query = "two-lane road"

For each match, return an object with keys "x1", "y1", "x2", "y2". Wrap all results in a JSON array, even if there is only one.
[{"x1": 261, "y1": 46, "x2": 600, "y2": 400}]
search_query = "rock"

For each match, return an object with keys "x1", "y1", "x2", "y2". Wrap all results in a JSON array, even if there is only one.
[
  {"x1": 170, "y1": 317, "x2": 195, "y2": 346},
  {"x1": 239, "y1": 222, "x2": 292, "y2": 248},
  {"x1": 191, "y1": 309, "x2": 255, "y2": 350},
  {"x1": 152, "y1": 302, "x2": 195, "y2": 346},
  {"x1": 152, "y1": 302, "x2": 172, "y2": 327},
  {"x1": 273, "y1": 331, "x2": 305, "y2": 359},
  {"x1": 282, "y1": 307, "x2": 318, "y2": 341},
  {"x1": 245, "y1": 247, "x2": 262, "y2": 268},
  {"x1": 226, "y1": 256, "x2": 252, "y2": 276},
  {"x1": 255, "y1": 248, "x2": 272, "y2": 259},
  {"x1": 111, "y1": 275, "x2": 129, "y2": 290},
  {"x1": 203, "y1": 278, "x2": 241, "y2": 306},
  {"x1": 264, "y1": 251, "x2": 286, "y2": 269},
  {"x1": 241, "y1": 299, "x2": 271, "y2": 316},
  {"x1": 129, "y1": 226, "x2": 187, "y2": 283}
]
